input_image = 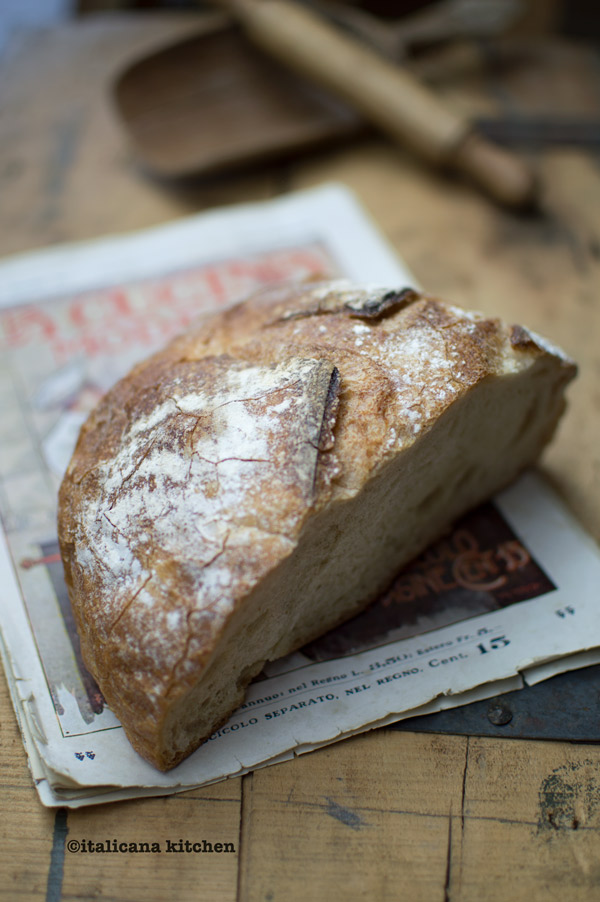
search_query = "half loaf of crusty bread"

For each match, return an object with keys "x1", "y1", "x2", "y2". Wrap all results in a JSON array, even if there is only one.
[{"x1": 58, "y1": 281, "x2": 576, "y2": 770}]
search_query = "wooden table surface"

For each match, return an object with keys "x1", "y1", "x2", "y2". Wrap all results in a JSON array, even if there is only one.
[{"x1": 1, "y1": 13, "x2": 599, "y2": 902}]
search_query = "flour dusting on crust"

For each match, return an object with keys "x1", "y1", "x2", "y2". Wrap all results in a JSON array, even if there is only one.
[{"x1": 69, "y1": 356, "x2": 339, "y2": 700}]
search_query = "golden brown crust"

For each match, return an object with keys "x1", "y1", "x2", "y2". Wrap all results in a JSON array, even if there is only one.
[{"x1": 58, "y1": 281, "x2": 576, "y2": 768}]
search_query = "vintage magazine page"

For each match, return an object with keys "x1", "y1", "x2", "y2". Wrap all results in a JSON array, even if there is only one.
[{"x1": 0, "y1": 184, "x2": 599, "y2": 808}]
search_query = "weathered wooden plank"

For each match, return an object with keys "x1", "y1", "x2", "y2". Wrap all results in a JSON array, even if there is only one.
[
  {"x1": 60, "y1": 780, "x2": 242, "y2": 902},
  {"x1": 453, "y1": 737, "x2": 600, "y2": 900},
  {"x1": 237, "y1": 731, "x2": 468, "y2": 902},
  {"x1": 0, "y1": 669, "x2": 56, "y2": 901},
  {"x1": 0, "y1": 14, "x2": 279, "y2": 260}
]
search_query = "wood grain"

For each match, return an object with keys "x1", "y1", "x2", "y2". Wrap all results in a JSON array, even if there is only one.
[
  {"x1": 458, "y1": 738, "x2": 600, "y2": 900},
  {"x1": 0, "y1": 13, "x2": 279, "y2": 259},
  {"x1": 61, "y1": 782, "x2": 241, "y2": 902},
  {"x1": 237, "y1": 732, "x2": 468, "y2": 902},
  {"x1": 0, "y1": 665, "x2": 56, "y2": 901},
  {"x1": 1, "y1": 12, "x2": 599, "y2": 902}
]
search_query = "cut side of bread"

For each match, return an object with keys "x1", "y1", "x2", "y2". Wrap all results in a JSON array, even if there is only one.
[{"x1": 58, "y1": 282, "x2": 576, "y2": 770}]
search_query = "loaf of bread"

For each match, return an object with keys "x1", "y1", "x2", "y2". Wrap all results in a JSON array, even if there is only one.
[{"x1": 58, "y1": 281, "x2": 576, "y2": 770}]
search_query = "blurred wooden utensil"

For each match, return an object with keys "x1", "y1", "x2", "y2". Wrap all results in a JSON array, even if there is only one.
[
  {"x1": 307, "y1": 0, "x2": 524, "y2": 61},
  {"x1": 113, "y1": 17, "x2": 363, "y2": 178},
  {"x1": 210, "y1": 0, "x2": 538, "y2": 208}
]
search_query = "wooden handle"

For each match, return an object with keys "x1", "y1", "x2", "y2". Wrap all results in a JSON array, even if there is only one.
[
  {"x1": 220, "y1": 0, "x2": 537, "y2": 208},
  {"x1": 451, "y1": 131, "x2": 538, "y2": 210}
]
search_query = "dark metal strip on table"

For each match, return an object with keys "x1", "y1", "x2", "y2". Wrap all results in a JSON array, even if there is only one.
[{"x1": 388, "y1": 664, "x2": 600, "y2": 741}]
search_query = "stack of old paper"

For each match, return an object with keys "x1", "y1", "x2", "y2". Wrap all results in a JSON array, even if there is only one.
[{"x1": 1, "y1": 184, "x2": 599, "y2": 807}]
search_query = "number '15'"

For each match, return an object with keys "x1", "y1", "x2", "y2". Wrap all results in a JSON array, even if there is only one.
[{"x1": 477, "y1": 636, "x2": 510, "y2": 654}]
